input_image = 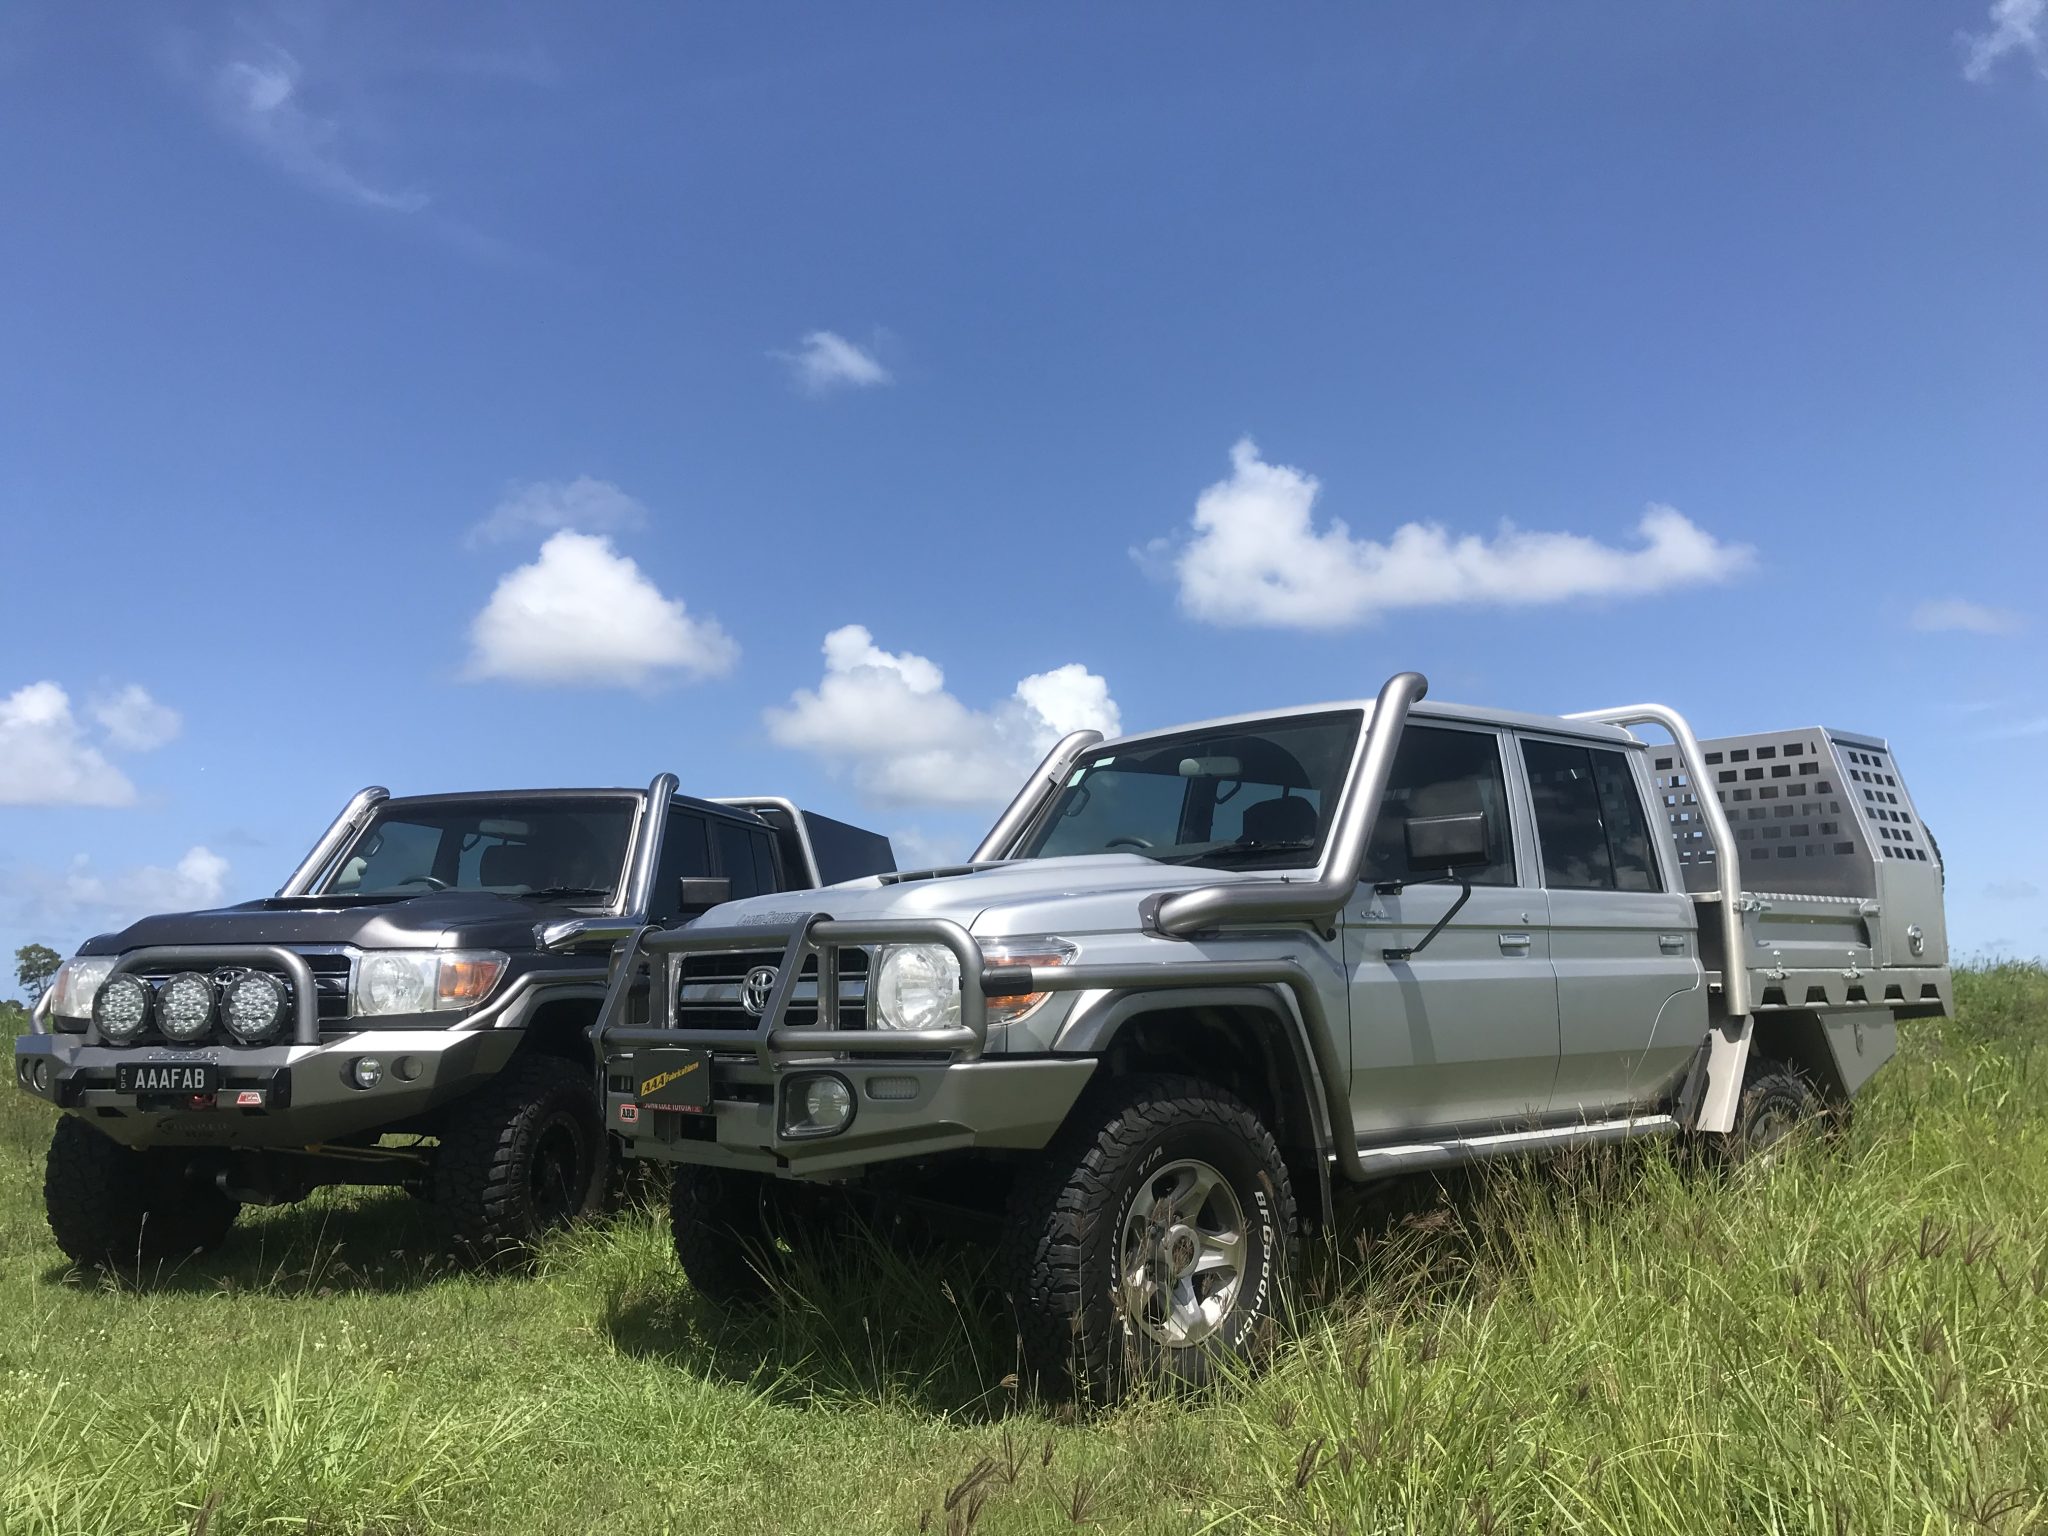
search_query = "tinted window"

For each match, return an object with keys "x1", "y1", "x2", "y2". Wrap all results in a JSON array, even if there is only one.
[
  {"x1": 714, "y1": 819, "x2": 769, "y2": 899},
  {"x1": 324, "y1": 800, "x2": 632, "y2": 898},
  {"x1": 1019, "y1": 713, "x2": 1362, "y2": 871},
  {"x1": 750, "y1": 830, "x2": 781, "y2": 893},
  {"x1": 648, "y1": 812, "x2": 713, "y2": 919},
  {"x1": 1361, "y1": 726, "x2": 1517, "y2": 887},
  {"x1": 1520, "y1": 740, "x2": 1662, "y2": 892}
]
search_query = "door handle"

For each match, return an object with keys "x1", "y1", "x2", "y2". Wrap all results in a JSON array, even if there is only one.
[
  {"x1": 1498, "y1": 932, "x2": 1532, "y2": 954},
  {"x1": 1658, "y1": 933, "x2": 1688, "y2": 953}
]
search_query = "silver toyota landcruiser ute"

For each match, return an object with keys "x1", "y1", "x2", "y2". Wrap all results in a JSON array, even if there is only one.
[{"x1": 595, "y1": 672, "x2": 1951, "y2": 1394}]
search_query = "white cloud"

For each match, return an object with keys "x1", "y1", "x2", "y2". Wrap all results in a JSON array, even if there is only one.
[
  {"x1": 89, "y1": 685, "x2": 183, "y2": 752},
  {"x1": 466, "y1": 476, "x2": 648, "y2": 548},
  {"x1": 766, "y1": 626, "x2": 1120, "y2": 807},
  {"x1": 1154, "y1": 439, "x2": 1752, "y2": 629},
  {"x1": 775, "y1": 331, "x2": 892, "y2": 394},
  {"x1": 1961, "y1": 0, "x2": 2047, "y2": 81},
  {"x1": 466, "y1": 531, "x2": 737, "y2": 687},
  {"x1": 1986, "y1": 877, "x2": 2042, "y2": 901},
  {"x1": 211, "y1": 47, "x2": 426, "y2": 212},
  {"x1": 56, "y1": 847, "x2": 231, "y2": 923},
  {"x1": 1910, "y1": 597, "x2": 2026, "y2": 635},
  {"x1": 0, "y1": 683, "x2": 139, "y2": 807},
  {"x1": 889, "y1": 827, "x2": 968, "y2": 872}
]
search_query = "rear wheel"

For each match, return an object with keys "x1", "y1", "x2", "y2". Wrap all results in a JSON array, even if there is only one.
[
  {"x1": 43, "y1": 1117, "x2": 240, "y2": 1271},
  {"x1": 1000, "y1": 1074, "x2": 1297, "y2": 1400},
  {"x1": 1724, "y1": 1057, "x2": 1817, "y2": 1165},
  {"x1": 433, "y1": 1054, "x2": 605, "y2": 1264}
]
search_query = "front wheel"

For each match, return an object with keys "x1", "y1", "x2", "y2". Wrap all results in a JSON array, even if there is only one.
[
  {"x1": 669, "y1": 1166, "x2": 837, "y2": 1308},
  {"x1": 43, "y1": 1117, "x2": 240, "y2": 1271},
  {"x1": 432, "y1": 1055, "x2": 605, "y2": 1265},
  {"x1": 1000, "y1": 1074, "x2": 1297, "y2": 1400}
]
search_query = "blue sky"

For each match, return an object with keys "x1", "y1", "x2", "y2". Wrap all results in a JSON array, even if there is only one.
[{"x1": 3, "y1": 1, "x2": 2045, "y2": 977}]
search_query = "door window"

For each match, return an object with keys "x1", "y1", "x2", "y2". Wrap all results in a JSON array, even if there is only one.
[
  {"x1": 714, "y1": 819, "x2": 770, "y2": 899},
  {"x1": 1361, "y1": 726, "x2": 1517, "y2": 887},
  {"x1": 1520, "y1": 740, "x2": 1663, "y2": 892},
  {"x1": 648, "y1": 812, "x2": 713, "y2": 918}
]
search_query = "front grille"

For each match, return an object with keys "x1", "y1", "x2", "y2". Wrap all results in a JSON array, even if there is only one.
[
  {"x1": 115, "y1": 949, "x2": 352, "y2": 1046},
  {"x1": 670, "y1": 947, "x2": 869, "y2": 1033}
]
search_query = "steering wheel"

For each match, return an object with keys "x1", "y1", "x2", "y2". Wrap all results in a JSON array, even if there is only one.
[
  {"x1": 394, "y1": 875, "x2": 450, "y2": 891},
  {"x1": 1105, "y1": 836, "x2": 1155, "y2": 851}
]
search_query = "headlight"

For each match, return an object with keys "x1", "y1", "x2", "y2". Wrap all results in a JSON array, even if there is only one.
[
  {"x1": 48, "y1": 957, "x2": 115, "y2": 1020},
  {"x1": 223, "y1": 972, "x2": 289, "y2": 1043},
  {"x1": 873, "y1": 944, "x2": 962, "y2": 1032},
  {"x1": 351, "y1": 951, "x2": 508, "y2": 1017},
  {"x1": 93, "y1": 974, "x2": 152, "y2": 1043},
  {"x1": 979, "y1": 938, "x2": 1077, "y2": 1027},
  {"x1": 157, "y1": 973, "x2": 216, "y2": 1041}
]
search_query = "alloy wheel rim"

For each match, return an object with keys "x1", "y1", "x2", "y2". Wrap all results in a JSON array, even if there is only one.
[{"x1": 1116, "y1": 1157, "x2": 1248, "y2": 1349}]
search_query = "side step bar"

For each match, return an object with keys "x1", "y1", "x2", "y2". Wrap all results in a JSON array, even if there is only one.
[{"x1": 1355, "y1": 1114, "x2": 1679, "y2": 1177}]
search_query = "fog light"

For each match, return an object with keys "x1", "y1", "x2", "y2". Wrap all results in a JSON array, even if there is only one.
[
  {"x1": 350, "y1": 1056, "x2": 384, "y2": 1090},
  {"x1": 93, "y1": 974, "x2": 152, "y2": 1043},
  {"x1": 781, "y1": 1072, "x2": 854, "y2": 1139},
  {"x1": 224, "y1": 972, "x2": 288, "y2": 1043},
  {"x1": 32, "y1": 1060, "x2": 51, "y2": 1094},
  {"x1": 156, "y1": 974, "x2": 215, "y2": 1042}
]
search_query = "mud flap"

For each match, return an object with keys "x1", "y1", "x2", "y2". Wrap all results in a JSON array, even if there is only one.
[{"x1": 1687, "y1": 1015, "x2": 1754, "y2": 1134}]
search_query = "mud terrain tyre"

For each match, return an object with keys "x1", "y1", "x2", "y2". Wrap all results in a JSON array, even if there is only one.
[
  {"x1": 669, "y1": 1166, "x2": 832, "y2": 1308},
  {"x1": 1000, "y1": 1074, "x2": 1297, "y2": 1400},
  {"x1": 43, "y1": 1117, "x2": 240, "y2": 1271},
  {"x1": 1724, "y1": 1056, "x2": 1818, "y2": 1165},
  {"x1": 433, "y1": 1054, "x2": 605, "y2": 1264}
]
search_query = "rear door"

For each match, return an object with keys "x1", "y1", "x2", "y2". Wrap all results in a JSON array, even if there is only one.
[
  {"x1": 1343, "y1": 722, "x2": 1560, "y2": 1138},
  {"x1": 1516, "y1": 735, "x2": 1702, "y2": 1116}
]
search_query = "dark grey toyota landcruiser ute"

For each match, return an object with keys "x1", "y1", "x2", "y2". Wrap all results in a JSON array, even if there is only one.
[{"x1": 12, "y1": 775, "x2": 892, "y2": 1268}]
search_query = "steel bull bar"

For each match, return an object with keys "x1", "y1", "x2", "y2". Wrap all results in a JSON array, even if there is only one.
[
  {"x1": 591, "y1": 915, "x2": 992, "y2": 1068},
  {"x1": 98, "y1": 945, "x2": 323, "y2": 1047}
]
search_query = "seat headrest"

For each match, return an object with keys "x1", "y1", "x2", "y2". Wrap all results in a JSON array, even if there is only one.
[
  {"x1": 1242, "y1": 794, "x2": 1319, "y2": 846},
  {"x1": 478, "y1": 841, "x2": 531, "y2": 890}
]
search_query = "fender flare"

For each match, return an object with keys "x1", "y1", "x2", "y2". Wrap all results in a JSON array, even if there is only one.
[{"x1": 1054, "y1": 983, "x2": 1343, "y2": 1224}]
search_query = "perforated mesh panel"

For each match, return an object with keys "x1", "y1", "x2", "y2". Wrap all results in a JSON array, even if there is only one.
[{"x1": 1648, "y1": 728, "x2": 1927, "y2": 898}]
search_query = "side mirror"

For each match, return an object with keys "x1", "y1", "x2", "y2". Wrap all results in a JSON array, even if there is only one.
[
  {"x1": 1403, "y1": 812, "x2": 1489, "y2": 874},
  {"x1": 675, "y1": 876, "x2": 731, "y2": 917}
]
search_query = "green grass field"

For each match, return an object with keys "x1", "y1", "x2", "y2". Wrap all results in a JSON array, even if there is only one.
[{"x1": 4, "y1": 967, "x2": 2045, "y2": 1535}]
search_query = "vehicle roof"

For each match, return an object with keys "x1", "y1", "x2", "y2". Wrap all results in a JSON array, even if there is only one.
[
  {"x1": 1094, "y1": 697, "x2": 1642, "y2": 753},
  {"x1": 380, "y1": 788, "x2": 767, "y2": 823}
]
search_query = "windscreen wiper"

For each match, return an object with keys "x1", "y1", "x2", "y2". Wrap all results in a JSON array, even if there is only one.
[{"x1": 524, "y1": 886, "x2": 612, "y2": 900}]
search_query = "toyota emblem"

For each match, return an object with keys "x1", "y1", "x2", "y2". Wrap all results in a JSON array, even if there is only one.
[{"x1": 740, "y1": 965, "x2": 779, "y2": 1018}]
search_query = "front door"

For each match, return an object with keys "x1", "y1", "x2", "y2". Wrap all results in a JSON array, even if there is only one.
[
  {"x1": 1516, "y1": 734, "x2": 1704, "y2": 1117},
  {"x1": 1344, "y1": 723, "x2": 1561, "y2": 1139}
]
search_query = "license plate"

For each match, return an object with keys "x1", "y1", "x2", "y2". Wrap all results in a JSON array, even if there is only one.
[
  {"x1": 632, "y1": 1048, "x2": 711, "y2": 1114},
  {"x1": 115, "y1": 1062, "x2": 220, "y2": 1095}
]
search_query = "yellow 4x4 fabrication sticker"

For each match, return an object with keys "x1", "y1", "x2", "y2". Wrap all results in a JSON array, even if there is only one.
[{"x1": 639, "y1": 1061, "x2": 701, "y2": 1098}]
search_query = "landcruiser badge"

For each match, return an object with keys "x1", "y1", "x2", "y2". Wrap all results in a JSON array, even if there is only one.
[{"x1": 740, "y1": 965, "x2": 778, "y2": 1017}]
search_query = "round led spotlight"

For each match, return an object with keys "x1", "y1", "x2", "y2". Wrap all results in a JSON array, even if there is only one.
[
  {"x1": 156, "y1": 972, "x2": 216, "y2": 1042},
  {"x1": 224, "y1": 971, "x2": 288, "y2": 1043},
  {"x1": 93, "y1": 974, "x2": 151, "y2": 1043}
]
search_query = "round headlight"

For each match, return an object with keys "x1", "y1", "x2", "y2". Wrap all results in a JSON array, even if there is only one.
[
  {"x1": 358, "y1": 953, "x2": 431, "y2": 1015},
  {"x1": 93, "y1": 974, "x2": 151, "y2": 1043},
  {"x1": 223, "y1": 972, "x2": 288, "y2": 1043},
  {"x1": 874, "y1": 944, "x2": 962, "y2": 1032},
  {"x1": 156, "y1": 973, "x2": 216, "y2": 1041}
]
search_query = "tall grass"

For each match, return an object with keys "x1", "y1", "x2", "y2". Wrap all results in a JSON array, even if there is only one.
[{"x1": 2, "y1": 965, "x2": 2043, "y2": 1534}]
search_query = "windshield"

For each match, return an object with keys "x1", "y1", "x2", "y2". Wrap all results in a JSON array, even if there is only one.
[
  {"x1": 1016, "y1": 711, "x2": 1362, "y2": 871},
  {"x1": 319, "y1": 798, "x2": 635, "y2": 899}
]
